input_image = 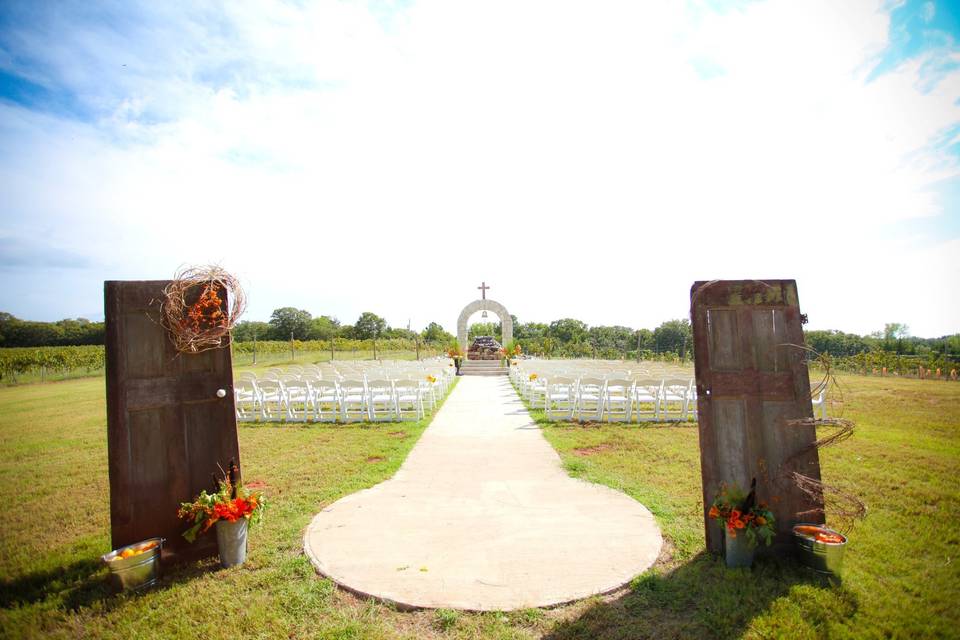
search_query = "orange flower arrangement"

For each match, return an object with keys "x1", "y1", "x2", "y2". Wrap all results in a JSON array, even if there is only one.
[
  {"x1": 182, "y1": 283, "x2": 227, "y2": 334},
  {"x1": 178, "y1": 469, "x2": 265, "y2": 543},
  {"x1": 709, "y1": 483, "x2": 775, "y2": 546}
]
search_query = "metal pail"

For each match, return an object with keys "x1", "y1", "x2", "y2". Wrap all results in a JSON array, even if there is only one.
[
  {"x1": 792, "y1": 524, "x2": 846, "y2": 575},
  {"x1": 101, "y1": 538, "x2": 164, "y2": 591},
  {"x1": 216, "y1": 518, "x2": 248, "y2": 568}
]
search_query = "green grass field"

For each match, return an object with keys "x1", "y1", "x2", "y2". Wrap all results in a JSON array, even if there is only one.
[{"x1": 0, "y1": 373, "x2": 957, "y2": 639}]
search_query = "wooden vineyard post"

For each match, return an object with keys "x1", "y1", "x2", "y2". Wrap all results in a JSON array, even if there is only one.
[{"x1": 690, "y1": 280, "x2": 825, "y2": 554}]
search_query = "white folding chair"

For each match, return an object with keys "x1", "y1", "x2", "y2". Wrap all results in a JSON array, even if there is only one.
[
  {"x1": 661, "y1": 378, "x2": 693, "y2": 421},
  {"x1": 545, "y1": 377, "x2": 577, "y2": 421},
  {"x1": 632, "y1": 378, "x2": 663, "y2": 422},
  {"x1": 310, "y1": 379, "x2": 341, "y2": 422},
  {"x1": 601, "y1": 378, "x2": 634, "y2": 422},
  {"x1": 234, "y1": 378, "x2": 260, "y2": 422},
  {"x1": 368, "y1": 379, "x2": 397, "y2": 422},
  {"x1": 811, "y1": 388, "x2": 827, "y2": 420},
  {"x1": 340, "y1": 379, "x2": 369, "y2": 422},
  {"x1": 256, "y1": 379, "x2": 286, "y2": 421},
  {"x1": 283, "y1": 379, "x2": 314, "y2": 422},
  {"x1": 575, "y1": 378, "x2": 605, "y2": 421},
  {"x1": 525, "y1": 374, "x2": 547, "y2": 407},
  {"x1": 394, "y1": 379, "x2": 425, "y2": 421}
]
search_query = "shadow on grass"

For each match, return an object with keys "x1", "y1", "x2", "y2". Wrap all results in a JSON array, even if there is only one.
[
  {"x1": 0, "y1": 553, "x2": 228, "y2": 615},
  {"x1": 0, "y1": 558, "x2": 109, "y2": 611},
  {"x1": 544, "y1": 552, "x2": 857, "y2": 640}
]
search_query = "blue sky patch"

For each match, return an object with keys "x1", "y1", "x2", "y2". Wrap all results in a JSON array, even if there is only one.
[{"x1": 870, "y1": 0, "x2": 960, "y2": 83}]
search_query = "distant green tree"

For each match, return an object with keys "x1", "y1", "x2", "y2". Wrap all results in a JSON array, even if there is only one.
[
  {"x1": 307, "y1": 315, "x2": 340, "y2": 341},
  {"x1": 232, "y1": 320, "x2": 272, "y2": 342},
  {"x1": 269, "y1": 307, "x2": 312, "y2": 340},
  {"x1": 354, "y1": 312, "x2": 387, "y2": 340},
  {"x1": 515, "y1": 322, "x2": 549, "y2": 341},
  {"x1": 634, "y1": 328, "x2": 654, "y2": 351},
  {"x1": 883, "y1": 323, "x2": 910, "y2": 340},
  {"x1": 588, "y1": 325, "x2": 634, "y2": 354},
  {"x1": 653, "y1": 319, "x2": 692, "y2": 356},
  {"x1": 383, "y1": 327, "x2": 418, "y2": 340},
  {"x1": 421, "y1": 322, "x2": 453, "y2": 343},
  {"x1": 468, "y1": 322, "x2": 501, "y2": 341},
  {"x1": 804, "y1": 330, "x2": 869, "y2": 357},
  {"x1": 548, "y1": 318, "x2": 588, "y2": 344}
]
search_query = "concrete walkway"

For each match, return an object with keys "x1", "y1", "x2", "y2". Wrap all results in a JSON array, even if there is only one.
[{"x1": 303, "y1": 376, "x2": 662, "y2": 611}]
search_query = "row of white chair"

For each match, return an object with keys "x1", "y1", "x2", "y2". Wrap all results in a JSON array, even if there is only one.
[
  {"x1": 235, "y1": 370, "x2": 452, "y2": 423},
  {"x1": 518, "y1": 376, "x2": 697, "y2": 422}
]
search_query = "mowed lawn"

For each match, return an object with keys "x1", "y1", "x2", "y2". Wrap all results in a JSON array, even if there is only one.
[{"x1": 0, "y1": 374, "x2": 958, "y2": 639}]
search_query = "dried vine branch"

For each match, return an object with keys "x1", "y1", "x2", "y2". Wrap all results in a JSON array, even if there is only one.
[
  {"x1": 789, "y1": 471, "x2": 867, "y2": 535},
  {"x1": 159, "y1": 265, "x2": 246, "y2": 354}
]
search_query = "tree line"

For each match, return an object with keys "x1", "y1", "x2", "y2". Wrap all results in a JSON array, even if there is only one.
[
  {"x1": 804, "y1": 323, "x2": 960, "y2": 361},
  {"x1": 2, "y1": 309, "x2": 957, "y2": 364},
  {"x1": 231, "y1": 309, "x2": 696, "y2": 360}
]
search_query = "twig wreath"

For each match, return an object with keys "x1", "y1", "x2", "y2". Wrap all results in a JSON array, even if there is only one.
[{"x1": 160, "y1": 265, "x2": 246, "y2": 354}]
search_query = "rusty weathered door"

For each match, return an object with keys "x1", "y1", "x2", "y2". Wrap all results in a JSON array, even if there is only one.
[
  {"x1": 690, "y1": 280, "x2": 824, "y2": 553},
  {"x1": 105, "y1": 281, "x2": 240, "y2": 561}
]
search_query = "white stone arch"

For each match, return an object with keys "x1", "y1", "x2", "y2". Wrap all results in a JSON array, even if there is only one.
[{"x1": 457, "y1": 299, "x2": 513, "y2": 354}]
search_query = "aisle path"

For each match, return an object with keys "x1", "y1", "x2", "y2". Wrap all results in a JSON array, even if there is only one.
[{"x1": 303, "y1": 376, "x2": 662, "y2": 611}]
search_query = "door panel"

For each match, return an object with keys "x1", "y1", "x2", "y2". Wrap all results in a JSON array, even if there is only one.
[
  {"x1": 691, "y1": 280, "x2": 824, "y2": 553},
  {"x1": 105, "y1": 280, "x2": 240, "y2": 561}
]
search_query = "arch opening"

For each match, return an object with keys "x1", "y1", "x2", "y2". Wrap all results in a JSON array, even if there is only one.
[{"x1": 457, "y1": 299, "x2": 512, "y2": 356}]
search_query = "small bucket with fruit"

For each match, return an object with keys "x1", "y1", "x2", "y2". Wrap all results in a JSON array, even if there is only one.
[
  {"x1": 792, "y1": 524, "x2": 846, "y2": 575},
  {"x1": 101, "y1": 538, "x2": 164, "y2": 591}
]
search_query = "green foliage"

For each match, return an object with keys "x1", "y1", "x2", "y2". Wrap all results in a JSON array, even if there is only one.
[
  {"x1": 307, "y1": 315, "x2": 340, "y2": 341},
  {"x1": 708, "y1": 483, "x2": 776, "y2": 547},
  {"x1": 652, "y1": 319, "x2": 692, "y2": 357},
  {"x1": 0, "y1": 345, "x2": 104, "y2": 379},
  {"x1": 231, "y1": 337, "x2": 432, "y2": 355},
  {"x1": 549, "y1": 318, "x2": 588, "y2": 344},
  {"x1": 232, "y1": 320, "x2": 272, "y2": 342},
  {"x1": 467, "y1": 321, "x2": 500, "y2": 340},
  {"x1": 353, "y1": 312, "x2": 387, "y2": 340},
  {"x1": 382, "y1": 327, "x2": 418, "y2": 340},
  {"x1": 514, "y1": 322, "x2": 549, "y2": 341},
  {"x1": 269, "y1": 307, "x2": 313, "y2": 340},
  {"x1": 883, "y1": 322, "x2": 910, "y2": 340},
  {"x1": 804, "y1": 329, "x2": 870, "y2": 357},
  {"x1": 421, "y1": 322, "x2": 453, "y2": 343},
  {"x1": 433, "y1": 608, "x2": 459, "y2": 631},
  {"x1": 0, "y1": 312, "x2": 104, "y2": 347}
]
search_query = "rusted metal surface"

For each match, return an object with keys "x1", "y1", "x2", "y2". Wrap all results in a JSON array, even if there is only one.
[
  {"x1": 690, "y1": 280, "x2": 824, "y2": 554},
  {"x1": 105, "y1": 281, "x2": 240, "y2": 562}
]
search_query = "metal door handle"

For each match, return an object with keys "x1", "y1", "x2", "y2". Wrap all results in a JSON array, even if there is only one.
[{"x1": 216, "y1": 389, "x2": 226, "y2": 398}]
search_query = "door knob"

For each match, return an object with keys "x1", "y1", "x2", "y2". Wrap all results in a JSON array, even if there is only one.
[{"x1": 216, "y1": 389, "x2": 226, "y2": 398}]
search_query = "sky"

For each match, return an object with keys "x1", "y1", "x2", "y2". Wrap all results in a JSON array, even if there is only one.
[{"x1": 1, "y1": 0, "x2": 959, "y2": 338}]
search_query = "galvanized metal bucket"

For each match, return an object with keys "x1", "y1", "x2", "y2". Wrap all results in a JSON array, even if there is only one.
[
  {"x1": 101, "y1": 538, "x2": 164, "y2": 591},
  {"x1": 724, "y1": 527, "x2": 755, "y2": 568},
  {"x1": 792, "y1": 523, "x2": 846, "y2": 575},
  {"x1": 216, "y1": 518, "x2": 248, "y2": 568}
]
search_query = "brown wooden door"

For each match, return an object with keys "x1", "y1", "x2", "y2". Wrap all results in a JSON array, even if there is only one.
[
  {"x1": 690, "y1": 280, "x2": 824, "y2": 553},
  {"x1": 105, "y1": 280, "x2": 240, "y2": 561}
]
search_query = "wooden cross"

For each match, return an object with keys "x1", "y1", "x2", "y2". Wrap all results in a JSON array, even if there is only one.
[{"x1": 477, "y1": 281, "x2": 490, "y2": 300}]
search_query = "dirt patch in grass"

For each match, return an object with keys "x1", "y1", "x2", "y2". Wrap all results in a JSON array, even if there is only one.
[
  {"x1": 365, "y1": 455, "x2": 386, "y2": 463},
  {"x1": 573, "y1": 443, "x2": 614, "y2": 457},
  {"x1": 387, "y1": 431, "x2": 408, "y2": 438}
]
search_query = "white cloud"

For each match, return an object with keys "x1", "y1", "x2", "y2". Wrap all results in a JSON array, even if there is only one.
[{"x1": 1, "y1": 0, "x2": 958, "y2": 336}]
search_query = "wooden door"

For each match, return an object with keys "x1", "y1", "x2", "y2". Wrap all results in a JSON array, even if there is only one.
[
  {"x1": 105, "y1": 281, "x2": 240, "y2": 561},
  {"x1": 690, "y1": 280, "x2": 824, "y2": 554}
]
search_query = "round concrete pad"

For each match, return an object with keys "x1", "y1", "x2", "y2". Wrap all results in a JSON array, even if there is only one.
[{"x1": 304, "y1": 376, "x2": 662, "y2": 611}]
